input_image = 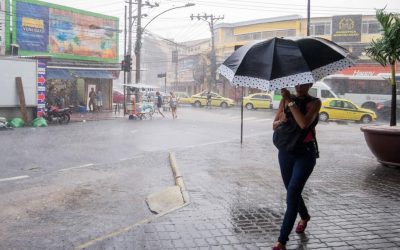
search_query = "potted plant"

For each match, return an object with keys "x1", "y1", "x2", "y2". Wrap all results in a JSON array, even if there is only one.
[{"x1": 361, "y1": 8, "x2": 400, "y2": 167}]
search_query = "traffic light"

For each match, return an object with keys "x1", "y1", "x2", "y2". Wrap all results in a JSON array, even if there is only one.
[
  {"x1": 124, "y1": 55, "x2": 132, "y2": 72},
  {"x1": 157, "y1": 73, "x2": 166, "y2": 78}
]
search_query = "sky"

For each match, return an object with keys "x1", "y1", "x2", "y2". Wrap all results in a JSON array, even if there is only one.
[{"x1": 43, "y1": 0, "x2": 400, "y2": 46}]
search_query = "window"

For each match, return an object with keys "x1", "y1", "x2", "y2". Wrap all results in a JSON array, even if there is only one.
[
  {"x1": 237, "y1": 29, "x2": 296, "y2": 42},
  {"x1": 287, "y1": 30, "x2": 296, "y2": 36},
  {"x1": 343, "y1": 101, "x2": 356, "y2": 109},
  {"x1": 253, "y1": 95, "x2": 262, "y2": 99},
  {"x1": 321, "y1": 89, "x2": 335, "y2": 98},
  {"x1": 362, "y1": 21, "x2": 381, "y2": 34},
  {"x1": 223, "y1": 28, "x2": 234, "y2": 42},
  {"x1": 262, "y1": 31, "x2": 273, "y2": 39},
  {"x1": 262, "y1": 94, "x2": 271, "y2": 100},
  {"x1": 236, "y1": 34, "x2": 251, "y2": 41},
  {"x1": 253, "y1": 32, "x2": 261, "y2": 40},
  {"x1": 276, "y1": 30, "x2": 287, "y2": 37},
  {"x1": 310, "y1": 22, "x2": 331, "y2": 35},
  {"x1": 330, "y1": 100, "x2": 343, "y2": 108},
  {"x1": 309, "y1": 88, "x2": 318, "y2": 97}
]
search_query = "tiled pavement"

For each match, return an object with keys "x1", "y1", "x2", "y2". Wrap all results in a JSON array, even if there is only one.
[{"x1": 87, "y1": 123, "x2": 400, "y2": 249}]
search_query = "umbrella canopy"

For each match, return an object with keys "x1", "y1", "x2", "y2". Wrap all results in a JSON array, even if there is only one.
[{"x1": 218, "y1": 37, "x2": 355, "y2": 91}]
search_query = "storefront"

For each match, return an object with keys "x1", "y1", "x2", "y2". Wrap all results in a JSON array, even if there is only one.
[
  {"x1": 8, "y1": 0, "x2": 120, "y2": 114},
  {"x1": 46, "y1": 67, "x2": 119, "y2": 110}
]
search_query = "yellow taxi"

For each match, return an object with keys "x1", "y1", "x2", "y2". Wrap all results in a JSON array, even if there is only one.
[
  {"x1": 319, "y1": 98, "x2": 377, "y2": 123},
  {"x1": 190, "y1": 91, "x2": 235, "y2": 108},
  {"x1": 175, "y1": 92, "x2": 192, "y2": 104},
  {"x1": 243, "y1": 93, "x2": 272, "y2": 110}
]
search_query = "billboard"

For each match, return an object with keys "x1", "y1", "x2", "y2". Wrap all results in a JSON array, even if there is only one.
[
  {"x1": 13, "y1": 0, "x2": 119, "y2": 62},
  {"x1": 0, "y1": 0, "x2": 10, "y2": 55},
  {"x1": 332, "y1": 15, "x2": 362, "y2": 43}
]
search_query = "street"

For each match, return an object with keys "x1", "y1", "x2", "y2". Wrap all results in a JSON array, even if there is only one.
[{"x1": 0, "y1": 107, "x2": 399, "y2": 249}]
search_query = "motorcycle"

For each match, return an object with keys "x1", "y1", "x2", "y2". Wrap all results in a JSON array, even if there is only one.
[{"x1": 43, "y1": 103, "x2": 72, "y2": 124}]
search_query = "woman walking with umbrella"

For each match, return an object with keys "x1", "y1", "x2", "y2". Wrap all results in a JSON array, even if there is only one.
[
  {"x1": 272, "y1": 85, "x2": 321, "y2": 250},
  {"x1": 217, "y1": 37, "x2": 354, "y2": 249}
]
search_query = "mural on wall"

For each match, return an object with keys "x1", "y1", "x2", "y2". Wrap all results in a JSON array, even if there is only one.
[{"x1": 13, "y1": 0, "x2": 119, "y2": 62}]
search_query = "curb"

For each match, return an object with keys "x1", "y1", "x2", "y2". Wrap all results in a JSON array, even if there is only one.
[
  {"x1": 75, "y1": 153, "x2": 190, "y2": 249},
  {"x1": 169, "y1": 152, "x2": 190, "y2": 203}
]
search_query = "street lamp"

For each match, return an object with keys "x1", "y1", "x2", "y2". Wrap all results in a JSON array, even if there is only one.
[
  {"x1": 134, "y1": 3, "x2": 195, "y2": 83},
  {"x1": 142, "y1": 3, "x2": 195, "y2": 32}
]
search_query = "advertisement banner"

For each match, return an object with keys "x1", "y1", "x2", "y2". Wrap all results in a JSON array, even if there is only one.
[
  {"x1": 332, "y1": 15, "x2": 362, "y2": 43},
  {"x1": 0, "y1": 0, "x2": 10, "y2": 55},
  {"x1": 13, "y1": 0, "x2": 119, "y2": 62},
  {"x1": 16, "y1": 1, "x2": 49, "y2": 52}
]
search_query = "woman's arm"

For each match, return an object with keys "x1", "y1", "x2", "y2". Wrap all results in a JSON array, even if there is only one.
[
  {"x1": 281, "y1": 88, "x2": 321, "y2": 129},
  {"x1": 288, "y1": 100, "x2": 321, "y2": 129}
]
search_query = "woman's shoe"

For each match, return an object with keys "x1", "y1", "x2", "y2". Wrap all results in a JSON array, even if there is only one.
[
  {"x1": 272, "y1": 242, "x2": 286, "y2": 250},
  {"x1": 295, "y1": 217, "x2": 310, "y2": 233}
]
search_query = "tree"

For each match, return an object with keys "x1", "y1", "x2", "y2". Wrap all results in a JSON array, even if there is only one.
[{"x1": 365, "y1": 9, "x2": 400, "y2": 126}]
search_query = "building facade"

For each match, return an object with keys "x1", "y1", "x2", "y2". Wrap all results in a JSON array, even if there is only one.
[
  {"x1": 211, "y1": 14, "x2": 386, "y2": 100},
  {"x1": 175, "y1": 38, "x2": 211, "y2": 95},
  {"x1": 1, "y1": 0, "x2": 120, "y2": 117}
]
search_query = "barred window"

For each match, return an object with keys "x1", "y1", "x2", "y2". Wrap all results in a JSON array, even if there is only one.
[{"x1": 310, "y1": 22, "x2": 331, "y2": 35}]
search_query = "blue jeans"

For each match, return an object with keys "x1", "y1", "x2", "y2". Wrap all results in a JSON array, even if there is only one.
[{"x1": 278, "y1": 145, "x2": 316, "y2": 245}]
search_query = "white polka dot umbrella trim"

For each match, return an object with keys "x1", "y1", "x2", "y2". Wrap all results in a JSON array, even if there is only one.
[{"x1": 218, "y1": 57, "x2": 354, "y2": 91}]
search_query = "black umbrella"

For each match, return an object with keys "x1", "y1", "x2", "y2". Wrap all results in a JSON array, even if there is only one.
[
  {"x1": 218, "y1": 37, "x2": 354, "y2": 91},
  {"x1": 217, "y1": 37, "x2": 355, "y2": 144}
]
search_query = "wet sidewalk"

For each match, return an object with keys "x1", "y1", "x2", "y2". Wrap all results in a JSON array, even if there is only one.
[
  {"x1": 86, "y1": 123, "x2": 400, "y2": 249},
  {"x1": 70, "y1": 110, "x2": 125, "y2": 122}
]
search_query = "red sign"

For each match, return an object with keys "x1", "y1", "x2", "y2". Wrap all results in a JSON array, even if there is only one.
[
  {"x1": 338, "y1": 64, "x2": 395, "y2": 76},
  {"x1": 38, "y1": 93, "x2": 45, "y2": 102},
  {"x1": 38, "y1": 76, "x2": 46, "y2": 84}
]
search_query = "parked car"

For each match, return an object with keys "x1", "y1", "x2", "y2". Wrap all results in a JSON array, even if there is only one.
[
  {"x1": 376, "y1": 99, "x2": 400, "y2": 120},
  {"x1": 319, "y1": 98, "x2": 377, "y2": 123},
  {"x1": 190, "y1": 91, "x2": 235, "y2": 108},
  {"x1": 242, "y1": 93, "x2": 272, "y2": 110},
  {"x1": 175, "y1": 92, "x2": 192, "y2": 104},
  {"x1": 113, "y1": 90, "x2": 124, "y2": 103}
]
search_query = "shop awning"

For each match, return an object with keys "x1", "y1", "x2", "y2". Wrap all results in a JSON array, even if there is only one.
[
  {"x1": 47, "y1": 68, "x2": 74, "y2": 80},
  {"x1": 71, "y1": 69, "x2": 114, "y2": 79}
]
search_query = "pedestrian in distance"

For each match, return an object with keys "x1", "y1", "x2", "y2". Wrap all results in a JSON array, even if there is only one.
[
  {"x1": 155, "y1": 91, "x2": 165, "y2": 118},
  {"x1": 88, "y1": 87, "x2": 97, "y2": 112},
  {"x1": 206, "y1": 91, "x2": 212, "y2": 109},
  {"x1": 169, "y1": 91, "x2": 178, "y2": 119},
  {"x1": 96, "y1": 89, "x2": 103, "y2": 112},
  {"x1": 271, "y1": 83, "x2": 321, "y2": 250}
]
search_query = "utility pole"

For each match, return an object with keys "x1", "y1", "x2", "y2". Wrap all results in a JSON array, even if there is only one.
[
  {"x1": 127, "y1": 0, "x2": 133, "y2": 84},
  {"x1": 172, "y1": 47, "x2": 178, "y2": 89},
  {"x1": 191, "y1": 14, "x2": 224, "y2": 91},
  {"x1": 134, "y1": 1, "x2": 159, "y2": 84},
  {"x1": 135, "y1": 0, "x2": 142, "y2": 84},
  {"x1": 124, "y1": 5, "x2": 127, "y2": 114}
]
